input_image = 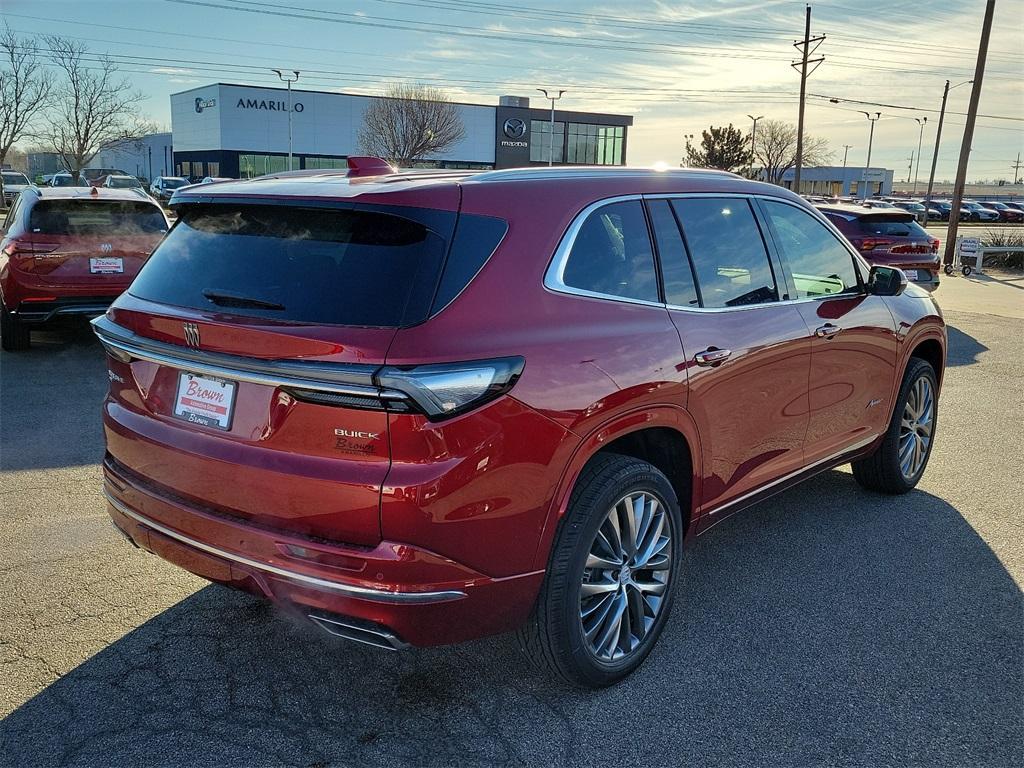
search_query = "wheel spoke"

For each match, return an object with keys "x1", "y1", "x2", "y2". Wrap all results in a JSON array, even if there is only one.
[
  {"x1": 620, "y1": 496, "x2": 639, "y2": 558},
  {"x1": 594, "y1": 591, "x2": 627, "y2": 657},
  {"x1": 633, "y1": 578, "x2": 668, "y2": 596},
  {"x1": 586, "y1": 552, "x2": 621, "y2": 571},
  {"x1": 581, "y1": 578, "x2": 619, "y2": 597}
]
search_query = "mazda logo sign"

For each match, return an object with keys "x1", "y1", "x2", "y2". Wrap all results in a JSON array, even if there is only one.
[{"x1": 503, "y1": 118, "x2": 527, "y2": 139}]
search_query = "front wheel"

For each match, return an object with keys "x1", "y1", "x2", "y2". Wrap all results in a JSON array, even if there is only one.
[
  {"x1": 853, "y1": 358, "x2": 938, "y2": 494},
  {"x1": 517, "y1": 453, "x2": 684, "y2": 687}
]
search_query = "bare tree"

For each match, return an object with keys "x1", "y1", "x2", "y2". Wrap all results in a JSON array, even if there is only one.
[
  {"x1": 752, "y1": 119, "x2": 832, "y2": 185},
  {"x1": 42, "y1": 37, "x2": 151, "y2": 183},
  {"x1": 358, "y1": 83, "x2": 465, "y2": 166},
  {"x1": 0, "y1": 26, "x2": 53, "y2": 210}
]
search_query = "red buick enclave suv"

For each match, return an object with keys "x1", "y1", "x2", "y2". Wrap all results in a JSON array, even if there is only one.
[
  {"x1": 1, "y1": 186, "x2": 169, "y2": 351},
  {"x1": 93, "y1": 161, "x2": 945, "y2": 686},
  {"x1": 817, "y1": 204, "x2": 941, "y2": 291}
]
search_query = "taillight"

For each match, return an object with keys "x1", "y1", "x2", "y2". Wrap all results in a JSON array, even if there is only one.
[
  {"x1": 851, "y1": 238, "x2": 892, "y2": 252},
  {"x1": 376, "y1": 357, "x2": 525, "y2": 420},
  {"x1": 931, "y1": 239, "x2": 940, "y2": 253}
]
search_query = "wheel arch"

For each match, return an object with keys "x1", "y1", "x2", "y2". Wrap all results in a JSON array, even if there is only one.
[{"x1": 531, "y1": 406, "x2": 702, "y2": 571}]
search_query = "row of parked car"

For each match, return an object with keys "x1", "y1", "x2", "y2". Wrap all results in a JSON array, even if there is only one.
[
  {"x1": 2, "y1": 169, "x2": 237, "y2": 206},
  {"x1": 806, "y1": 194, "x2": 1024, "y2": 223}
]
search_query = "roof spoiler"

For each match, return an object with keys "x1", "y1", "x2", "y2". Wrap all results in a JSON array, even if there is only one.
[{"x1": 345, "y1": 156, "x2": 397, "y2": 177}]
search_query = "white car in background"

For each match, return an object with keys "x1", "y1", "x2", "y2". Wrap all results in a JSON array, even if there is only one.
[
  {"x1": 103, "y1": 175, "x2": 145, "y2": 190},
  {"x1": 1, "y1": 171, "x2": 32, "y2": 206}
]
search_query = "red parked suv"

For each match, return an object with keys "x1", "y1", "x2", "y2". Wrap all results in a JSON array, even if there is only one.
[
  {"x1": 817, "y1": 204, "x2": 941, "y2": 291},
  {"x1": 1, "y1": 186, "x2": 169, "y2": 351},
  {"x1": 93, "y1": 162, "x2": 945, "y2": 686}
]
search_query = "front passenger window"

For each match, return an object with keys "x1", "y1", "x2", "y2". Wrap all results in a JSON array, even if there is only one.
[
  {"x1": 763, "y1": 201, "x2": 860, "y2": 298},
  {"x1": 561, "y1": 200, "x2": 659, "y2": 302}
]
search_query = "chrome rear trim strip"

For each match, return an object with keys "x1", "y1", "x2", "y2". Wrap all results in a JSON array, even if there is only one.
[
  {"x1": 91, "y1": 315, "x2": 407, "y2": 401},
  {"x1": 104, "y1": 489, "x2": 467, "y2": 604}
]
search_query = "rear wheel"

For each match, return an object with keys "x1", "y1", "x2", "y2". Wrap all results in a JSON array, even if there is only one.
[
  {"x1": 1, "y1": 307, "x2": 30, "y2": 351},
  {"x1": 517, "y1": 453, "x2": 684, "y2": 687},
  {"x1": 853, "y1": 358, "x2": 937, "y2": 494}
]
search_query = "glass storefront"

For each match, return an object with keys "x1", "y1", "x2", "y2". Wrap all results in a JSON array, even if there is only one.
[
  {"x1": 530, "y1": 120, "x2": 565, "y2": 163},
  {"x1": 238, "y1": 154, "x2": 290, "y2": 178},
  {"x1": 567, "y1": 124, "x2": 624, "y2": 166},
  {"x1": 304, "y1": 156, "x2": 348, "y2": 170}
]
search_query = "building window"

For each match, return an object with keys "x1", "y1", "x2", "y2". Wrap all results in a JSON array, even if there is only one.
[
  {"x1": 207, "y1": 162, "x2": 219, "y2": 177},
  {"x1": 566, "y1": 124, "x2": 624, "y2": 165},
  {"x1": 238, "y1": 154, "x2": 289, "y2": 179},
  {"x1": 304, "y1": 156, "x2": 347, "y2": 170},
  {"x1": 530, "y1": 120, "x2": 564, "y2": 163}
]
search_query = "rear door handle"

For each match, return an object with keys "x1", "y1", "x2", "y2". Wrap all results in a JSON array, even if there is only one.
[
  {"x1": 815, "y1": 323, "x2": 842, "y2": 339},
  {"x1": 694, "y1": 347, "x2": 732, "y2": 367}
]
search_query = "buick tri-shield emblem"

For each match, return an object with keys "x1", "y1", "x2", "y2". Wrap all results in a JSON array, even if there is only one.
[
  {"x1": 99, "y1": 243, "x2": 113, "y2": 253},
  {"x1": 183, "y1": 322, "x2": 201, "y2": 348}
]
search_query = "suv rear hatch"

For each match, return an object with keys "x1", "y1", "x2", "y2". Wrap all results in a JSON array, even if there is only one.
[
  {"x1": 96, "y1": 194, "x2": 508, "y2": 547},
  {"x1": 847, "y1": 212, "x2": 938, "y2": 261},
  {"x1": 18, "y1": 198, "x2": 168, "y2": 288}
]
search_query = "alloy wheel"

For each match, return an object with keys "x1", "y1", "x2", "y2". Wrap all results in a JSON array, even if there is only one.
[
  {"x1": 579, "y1": 492, "x2": 673, "y2": 663},
  {"x1": 899, "y1": 375, "x2": 934, "y2": 479}
]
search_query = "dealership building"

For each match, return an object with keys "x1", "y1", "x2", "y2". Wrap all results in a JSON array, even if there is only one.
[{"x1": 169, "y1": 83, "x2": 633, "y2": 179}]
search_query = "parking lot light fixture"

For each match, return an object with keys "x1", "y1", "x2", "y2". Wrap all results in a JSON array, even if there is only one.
[
  {"x1": 272, "y1": 69, "x2": 300, "y2": 171},
  {"x1": 537, "y1": 88, "x2": 565, "y2": 166},
  {"x1": 747, "y1": 115, "x2": 763, "y2": 178},
  {"x1": 860, "y1": 111, "x2": 881, "y2": 199},
  {"x1": 913, "y1": 117, "x2": 927, "y2": 195}
]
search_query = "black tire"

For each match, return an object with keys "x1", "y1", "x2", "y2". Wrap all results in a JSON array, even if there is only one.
[
  {"x1": 944, "y1": 264, "x2": 954, "y2": 276},
  {"x1": 962, "y1": 266, "x2": 972, "y2": 276},
  {"x1": 1, "y1": 307, "x2": 30, "y2": 352},
  {"x1": 517, "y1": 453, "x2": 684, "y2": 687},
  {"x1": 853, "y1": 358, "x2": 938, "y2": 494}
]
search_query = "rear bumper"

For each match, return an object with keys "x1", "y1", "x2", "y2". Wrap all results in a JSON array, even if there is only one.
[
  {"x1": 102, "y1": 459, "x2": 544, "y2": 647},
  {"x1": 10, "y1": 296, "x2": 116, "y2": 322}
]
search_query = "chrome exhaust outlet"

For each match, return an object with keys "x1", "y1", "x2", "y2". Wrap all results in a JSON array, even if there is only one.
[{"x1": 308, "y1": 614, "x2": 410, "y2": 651}]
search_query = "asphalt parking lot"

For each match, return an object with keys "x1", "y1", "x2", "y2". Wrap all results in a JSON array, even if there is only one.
[{"x1": 1, "y1": 276, "x2": 1022, "y2": 767}]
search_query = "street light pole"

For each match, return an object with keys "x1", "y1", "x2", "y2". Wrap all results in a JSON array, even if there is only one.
[
  {"x1": 860, "y1": 111, "x2": 880, "y2": 199},
  {"x1": 923, "y1": 79, "x2": 971, "y2": 218},
  {"x1": 842, "y1": 144, "x2": 852, "y2": 170},
  {"x1": 747, "y1": 114, "x2": 763, "y2": 177},
  {"x1": 272, "y1": 69, "x2": 300, "y2": 171},
  {"x1": 912, "y1": 117, "x2": 927, "y2": 194},
  {"x1": 538, "y1": 89, "x2": 565, "y2": 166}
]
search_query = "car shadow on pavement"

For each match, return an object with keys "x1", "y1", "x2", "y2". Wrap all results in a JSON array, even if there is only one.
[
  {"x1": 944, "y1": 323, "x2": 988, "y2": 367},
  {"x1": 0, "y1": 320, "x2": 106, "y2": 472},
  {"x1": 2, "y1": 471, "x2": 1020, "y2": 767}
]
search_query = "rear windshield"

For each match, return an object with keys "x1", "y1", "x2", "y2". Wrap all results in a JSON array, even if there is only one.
[
  {"x1": 856, "y1": 215, "x2": 929, "y2": 238},
  {"x1": 129, "y1": 204, "x2": 505, "y2": 328},
  {"x1": 107, "y1": 176, "x2": 141, "y2": 188},
  {"x1": 2, "y1": 172, "x2": 29, "y2": 185},
  {"x1": 28, "y1": 200, "x2": 167, "y2": 235},
  {"x1": 162, "y1": 178, "x2": 188, "y2": 189}
]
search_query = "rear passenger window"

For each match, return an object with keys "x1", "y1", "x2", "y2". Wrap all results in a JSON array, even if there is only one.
[
  {"x1": 762, "y1": 201, "x2": 860, "y2": 298},
  {"x1": 670, "y1": 198, "x2": 778, "y2": 308},
  {"x1": 561, "y1": 200, "x2": 658, "y2": 302},
  {"x1": 647, "y1": 199, "x2": 699, "y2": 307}
]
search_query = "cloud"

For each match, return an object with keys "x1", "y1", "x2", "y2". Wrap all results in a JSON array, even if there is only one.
[{"x1": 150, "y1": 67, "x2": 198, "y2": 76}]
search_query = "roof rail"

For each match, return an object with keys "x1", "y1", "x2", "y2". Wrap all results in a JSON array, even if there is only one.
[{"x1": 469, "y1": 166, "x2": 742, "y2": 183}]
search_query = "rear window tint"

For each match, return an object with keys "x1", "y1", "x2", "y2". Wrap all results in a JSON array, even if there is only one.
[
  {"x1": 856, "y1": 216, "x2": 928, "y2": 237},
  {"x1": 130, "y1": 204, "x2": 469, "y2": 328},
  {"x1": 431, "y1": 213, "x2": 507, "y2": 312},
  {"x1": 28, "y1": 200, "x2": 167, "y2": 235}
]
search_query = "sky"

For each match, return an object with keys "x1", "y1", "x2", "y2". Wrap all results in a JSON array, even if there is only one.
[{"x1": 5, "y1": 0, "x2": 1023, "y2": 181}]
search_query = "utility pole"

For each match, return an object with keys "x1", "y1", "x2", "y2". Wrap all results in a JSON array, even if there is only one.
[
  {"x1": 791, "y1": 4, "x2": 826, "y2": 193},
  {"x1": 944, "y1": 0, "x2": 995, "y2": 268},
  {"x1": 538, "y1": 88, "x2": 566, "y2": 166},
  {"x1": 272, "y1": 69, "x2": 300, "y2": 171},
  {"x1": 747, "y1": 114, "x2": 763, "y2": 177},
  {"x1": 842, "y1": 144, "x2": 852, "y2": 169},
  {"x1": 1012, "y1": 152, "x2": 1022, "y2": 184},
  {"x1": 860, "y1": 111, "x2": 881, "y2": 199},
  {"x1": 906, "y1": 153, "x2": 915, "y2": 184},
  {"x1": 913, "y1": 117, "x2": 927, "y2": 194}
]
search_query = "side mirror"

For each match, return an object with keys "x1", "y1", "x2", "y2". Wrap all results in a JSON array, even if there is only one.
[{"x1": 869, "y1": 265, "x2": 908, "y2": 296}]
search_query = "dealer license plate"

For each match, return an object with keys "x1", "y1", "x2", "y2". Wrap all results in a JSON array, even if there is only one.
[
  {"x1": 903, "y1": 269, "x2": 919, "y2": 281},
  {"x1": 90, "y1": 257, "x2": 123, "y2": 274},
  {"x1": 173, "y1": 372, "x2": 236, "y2": 431}
]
